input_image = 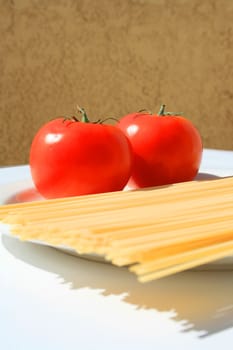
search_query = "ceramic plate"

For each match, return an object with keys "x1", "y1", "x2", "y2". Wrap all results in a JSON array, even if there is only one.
[{"x1": 0, "y1": 164, "x2": 233, "y2": 269}]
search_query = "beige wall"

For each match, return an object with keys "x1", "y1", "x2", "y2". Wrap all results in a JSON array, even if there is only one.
[{"x1": 0, "y1": 0, "x2": 233, "y2": 165}]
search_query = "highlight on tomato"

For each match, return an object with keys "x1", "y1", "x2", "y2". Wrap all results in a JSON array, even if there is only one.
[
  {"x1": 29, "y1": 107, "x2": 133, "y2": 199},
  {"x1": 118, "y1": 105, "x2": 203, "y2": 189}
]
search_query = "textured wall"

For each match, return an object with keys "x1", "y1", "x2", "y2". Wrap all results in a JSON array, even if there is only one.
[{"x1": 0, "y1": 0, "x2": 233, "y2": 165}]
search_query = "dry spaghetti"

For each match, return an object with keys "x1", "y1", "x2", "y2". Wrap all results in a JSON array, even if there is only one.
[{"x1": 0, "y1": 177, "x2": 233, "y2": 282}]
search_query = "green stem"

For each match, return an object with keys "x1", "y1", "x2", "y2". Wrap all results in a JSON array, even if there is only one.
[
  {"x1": 138, "y1": 109, "x2": 152, "y2": 115},
  {"x1": 158, "y1": 104, "x2": 166, "y2": 116},
  {"x1": 77, "y1": 106, "x2": 90, "y2": 123}
]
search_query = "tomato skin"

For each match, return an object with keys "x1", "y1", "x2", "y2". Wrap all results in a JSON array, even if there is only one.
[
  {"x1": 30, "y1": 118, "x2": 133, "y2": 199},
  {"x1": 118, "y1": 111, "x2": 203, "y2": 188}
]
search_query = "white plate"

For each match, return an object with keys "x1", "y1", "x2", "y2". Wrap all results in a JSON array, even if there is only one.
[{"x1": 0, "y1": 159, "x2": 233, "y2": 270}]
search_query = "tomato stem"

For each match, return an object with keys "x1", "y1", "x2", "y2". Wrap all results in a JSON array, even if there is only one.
[
  {"x1": 75, "y1": 106, "x2": 118, "y2": 124},
  {"x1": 138, "y1": 109, "x2": 152, "y2": 115},
  {"x1": 71, "y1": 116, "x2": 79, "y2": 122},
  {"x1": 158, "y1": 104, "x2": 166, "y2": 116},
  {"x1": 99, "y1": 117, "x2": 119, "y2": 124},
  {"x1": 157, "y1": 104, "x2": 183, "y2": 116},
  {"x1": 77, "y1": 105, "x2": 90, "y2": 123}
]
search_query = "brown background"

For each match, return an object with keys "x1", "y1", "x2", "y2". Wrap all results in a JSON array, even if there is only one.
[{"x1": 0, "y1": 0, "x2": 233, "y2": 166}]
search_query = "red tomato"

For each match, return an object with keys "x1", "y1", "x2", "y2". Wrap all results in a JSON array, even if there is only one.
[
  {"x1": 118, "y1": 105, "x2": 203, "y2": 188},
  {"x1": 30, "y1": 112, "x2": 133, "y2": 199}
]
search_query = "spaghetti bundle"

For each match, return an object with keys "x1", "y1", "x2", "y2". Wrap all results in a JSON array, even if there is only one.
[{"x1": 0, "y1": 177, "x2": 233, "y2": 282}]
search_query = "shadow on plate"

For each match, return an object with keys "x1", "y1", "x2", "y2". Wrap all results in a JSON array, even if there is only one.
[
  {"x1": 4, "y1": 187, "x2": 44, "y2": 204},
  {"x1": 195, "y1": 173, "x2": 221, "y2": 181},
  {"x1": 2, "y1": 234, "x2": 233, "y2": 338}
]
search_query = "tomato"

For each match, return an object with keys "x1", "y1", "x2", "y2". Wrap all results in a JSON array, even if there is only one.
[
  {"x1": 118, "y1": 105, "x2": 203, "y2": 188},
  {"x1": 29, "y1": 109, "x2": 133, "y2": 199}
]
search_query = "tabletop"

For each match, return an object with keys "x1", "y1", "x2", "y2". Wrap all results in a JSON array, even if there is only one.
[{"x1": 0, "y1": 149, "x2": 233, "y2": 350}]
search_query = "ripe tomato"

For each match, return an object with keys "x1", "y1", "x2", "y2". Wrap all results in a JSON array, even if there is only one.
[
  {"x1": 118, "y1": 105, "x2": 203, "y2": 188},
  {"x1": 30, "y1": 110, "x2": 133, "y2": 199}
]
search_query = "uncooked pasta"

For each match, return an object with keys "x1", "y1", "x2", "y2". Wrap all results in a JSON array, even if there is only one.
[{"x1": 0, "y1": 177, "x2": 233, "y2": 282}]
